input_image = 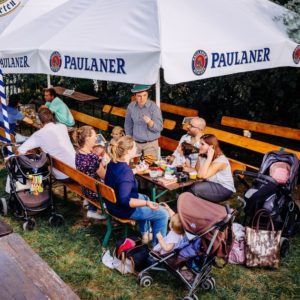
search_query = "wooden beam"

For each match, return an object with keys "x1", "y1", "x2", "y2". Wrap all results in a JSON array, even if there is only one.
[
  {"x1": 221, "y1": 116, "x2": 300, "y2": 141},
  {"x1": 0, "y1": 127, "x2": 16, "y2": 143},
  {"x1": 159, "y1": 136, "x2": 178, "y2": 152},
  {"x1": 163, "y1": 119, "x2": 176, "y2": 130},
  {"x1": 130, "y1": 97, "x2": 198, "y2": 117},
  {"x1": 110, "y1": 106, "x2": 126, "y2": 118},
  {"x1": 160, "y1": 102, "x2": 198, "y2": 117},
  {"x1": 102, "y1": 104, "x2": 112, "y2": 113},
  {"x1": 70, "y1": 109, "x2": 109, "y2": 131}
]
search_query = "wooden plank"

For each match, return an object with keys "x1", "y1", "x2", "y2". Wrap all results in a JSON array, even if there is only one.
[
  {"x1": 63, "y1": 182, "x2": 100, "y2": 209},
  {"x1": 0, "y1": 233, "x2": 79, "y2": 300},
  {"x1": 160, "y1": 102, "x2": 198, "y2": 117},
  {"x1": 159, "y1": 136, "x2": 179, "y2": 152},
  {"x1": 163, "y1": 119, "x2": 176, "y2": 130},
  {"x1": 111, "y1": 106, "x2": 126, "y2": 118},
  {"x1": 70, "y1": 109, "x2": 109, "y2": 131},
  {"x1": 221, "y1": 116, "x2": 300, "y2": 141},
  {"x1": 0, "y1": 127, "x2": 16, "y2": 143},
  {"x1": 53, "y1": 86, "x2": 98, "y2": 102},
  {"x1": 130, "y1": 97, "x2": 198, "y2": 117},
  {"x1": 204, "y1": 126, "x2": 300, "y2": 159},
  {"x1": 110, "y1": 106, "x2": 176, "y2": 130},
  {"x1": 102, "y1": 104, "x2": 112, "y2": 113}
]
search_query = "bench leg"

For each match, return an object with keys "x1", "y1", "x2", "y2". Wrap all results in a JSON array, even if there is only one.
[
  {"x1": 124, "y1": 224, "x2": 129, "y2": 238},
  {"x1": 102, "y1": 217, "x2": 113, "y2": 249},
  {"x1": 63, "y1": 185, "x2": 67, "y2": 200}
]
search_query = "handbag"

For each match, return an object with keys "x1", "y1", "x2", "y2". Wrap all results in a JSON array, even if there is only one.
[
  {"x1": 245, "y1": 209, "x2": 281, "y2": 268},
  {"x1": 228, "y1": 239, "x2": 246, "y2": 265},
  {"x1": 115, "y1": 237, "x2": 150, "y2": 274}
]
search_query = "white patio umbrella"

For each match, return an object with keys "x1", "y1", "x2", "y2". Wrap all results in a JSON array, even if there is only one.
[{"x1": 0, "y1": 0, "x2": 298, "y2": 86}]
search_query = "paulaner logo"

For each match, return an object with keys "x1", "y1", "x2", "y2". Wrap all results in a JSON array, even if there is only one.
[
  {"x1": 49, "y1": 51, "x2": 62, "y2": 72},
  {"x1": 192, "y1": 50, "x2": 208, "y2": 76},
  {"x1": 293, "y1": 45, "x2": 300, "y2": 64},
  {"x1": 192, "y1": 48, "x2": 271, "y2": 76},
  {"x1": 0, "y1": 0, "x2": 21, "y2": 17},
  {"x1": 49, "y1": 52, "x2": 126, "y2": 74}
]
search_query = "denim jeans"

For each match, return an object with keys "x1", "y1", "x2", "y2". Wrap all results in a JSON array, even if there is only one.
[{"x1": 130, "y1": 193, "x2": 169, "y2": 245}]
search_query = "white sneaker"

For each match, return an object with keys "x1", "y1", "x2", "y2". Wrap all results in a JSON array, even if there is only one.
[
  {"x1": 83, "y1": 199, "x2": 89, "y2": 209},
  {"x1": 87, "y1": 210, "x2": 106, "y2": 220}
]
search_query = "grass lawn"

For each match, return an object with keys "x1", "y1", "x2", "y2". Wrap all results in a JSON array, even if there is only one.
[{"x1": 0, "y1": 167, "x2": 299, "y2": 300}]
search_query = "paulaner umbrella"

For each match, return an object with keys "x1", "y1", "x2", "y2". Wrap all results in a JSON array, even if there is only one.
[{"x1": 0, "y1": 0, "x2": 298, "y2": 85}]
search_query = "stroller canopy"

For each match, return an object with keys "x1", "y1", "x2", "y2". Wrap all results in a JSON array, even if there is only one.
[
  {"x1": 260, "y1": 151, "x2": 299, "y2": 190},
  {"x1": 178, "y1": 192, "x2": 227, "y2": 235}
]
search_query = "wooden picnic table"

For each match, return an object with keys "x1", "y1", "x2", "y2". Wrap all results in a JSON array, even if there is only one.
[
  {"x1": 0, "y1": 232, "x2": 79, "y2": 300},
  {"x1": 137, "y1": 172, "x2": 197, "y2": 202}
]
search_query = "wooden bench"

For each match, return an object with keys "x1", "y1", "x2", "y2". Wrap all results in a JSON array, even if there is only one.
[
  {"x1": 70, "y1": 109, "x2": 109, "y2": 132},
  {"x1": 204, "y1": 126, "x2": 300, "y2": 159},
  {"x1": 221, "y1": 116, "x2": 300, "y2": 141},
  {"x1": 51, "y1": 156, "x2": 135, "y2": 248},
  {"x1": 102, "y1": 104, "x2": 176, "y2": 130}
]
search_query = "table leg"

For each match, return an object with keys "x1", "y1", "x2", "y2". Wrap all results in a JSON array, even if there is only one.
[{"x1": 151, "y1": 184, "x2": 169, "y2": 203}]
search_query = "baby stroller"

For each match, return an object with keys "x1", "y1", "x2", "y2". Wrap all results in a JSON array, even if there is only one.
[
  {"x1": 234, "y1": 151, "x2": 299, "y2": 256},
  {"x1": 0, "y1": 143, "x2": 64, "y2": 230},
  {"x1": 138, "y1": 192, "x2": 245, "y2": 300}
]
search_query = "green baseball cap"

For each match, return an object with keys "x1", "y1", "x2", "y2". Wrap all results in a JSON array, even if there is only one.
[{"x1": 131, "y1": 84, "x2": 151, "y2": 93}]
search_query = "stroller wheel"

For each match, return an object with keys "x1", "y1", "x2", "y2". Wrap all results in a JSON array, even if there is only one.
[
  {"x1": 23, "y1": 219, "x2": 36, "y2": 231},
  {"x1": 280, "y1": 237, "x2": 289, "y2": 258},
  {"x1": 0, "y1": 197, "x2": 8, "y2": 216},
  {"x1": 49, "y1": 214, "x2": 64, "y2": 227},
  {"x1": 201, "y1": 276, "x2": 216, "y2": 290},
  {"x1": 138, "y1": 273, "x2": 153, "y2": 287}
]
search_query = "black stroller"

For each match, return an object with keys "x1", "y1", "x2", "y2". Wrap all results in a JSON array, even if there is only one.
[
  {"x1": 0, "y1": 143, "x2": 64, "y2": 230},
  {"x1": 234, "y1": 151, "x2": 300, "y2": 256},
  {"x1": 138, "y1": 192, "x2": 245, "y2": 300}
]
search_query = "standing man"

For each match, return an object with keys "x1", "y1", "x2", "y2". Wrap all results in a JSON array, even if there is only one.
[
  {"x1": 43, "y1": 88, "x2": 75, "y2": 127},
  {"x1": 170, "y1": 117, "x2": 206, "y2": 168},
  {"x1": 125, "y1": 84, "x2": 163, "y2": 160}
]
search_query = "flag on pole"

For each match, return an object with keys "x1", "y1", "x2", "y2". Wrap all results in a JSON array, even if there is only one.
[{"x1": 0, "y1": 68, "x2": 13, "y2": 155}]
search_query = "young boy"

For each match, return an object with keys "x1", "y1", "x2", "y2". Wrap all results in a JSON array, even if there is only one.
[{"x1": 153, "y1": 203, "x2": 185, "y2": 255}]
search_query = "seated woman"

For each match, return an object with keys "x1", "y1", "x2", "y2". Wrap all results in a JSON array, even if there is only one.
[
  {"x1": 104, "y1": 136, "x2": 168, "y2": 246},
  {"x1": 189, "y1": 134, "x2": 236, "y2": 203},
  {"x1": 73, "y1": 125, "x2": 110, "y2": 220}
]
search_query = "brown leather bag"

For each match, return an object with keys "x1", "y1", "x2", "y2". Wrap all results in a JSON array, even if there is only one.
[{"x1": 245, "y1": 209, "x2": 281, "y2": 268}]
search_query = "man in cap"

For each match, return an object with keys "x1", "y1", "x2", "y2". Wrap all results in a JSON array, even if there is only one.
[{"x1": 125, "y1": 84, "x2": 163, "y2": 159}]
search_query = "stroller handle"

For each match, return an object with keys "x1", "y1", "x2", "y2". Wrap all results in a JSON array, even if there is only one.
[{"x1": 233, "y1": 170, "x2": 278, "y2": 186}]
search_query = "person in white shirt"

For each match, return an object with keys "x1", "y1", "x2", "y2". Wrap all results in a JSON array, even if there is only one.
[
  {"x1": 168, "y1": 117, "x2": 206, "y2": 168},
  {"x1": 18, "y1": 107, "x2": 75, "y2": 180},
  {"x1": 189, "y1": 134, "x2": 236, "y2": 203}
]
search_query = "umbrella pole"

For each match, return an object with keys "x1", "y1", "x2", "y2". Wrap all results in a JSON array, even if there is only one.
[
  {"x1": 155, "y1": 70, "x2": 161, "y2": 159},
  {"x1": 47, "y1": 74, "x2": 51, "y2": 88},
  {"x1": 155, "y1": 71, "x2": 160, "y2": 108}
]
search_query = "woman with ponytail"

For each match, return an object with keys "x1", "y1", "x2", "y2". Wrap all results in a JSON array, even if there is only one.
[
  {"x1": 73, "y1": 126, "x2": 110, "y2": 220},
  {"x1": 105, "y1": 136, "x2": 168, "y2": 246}
]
